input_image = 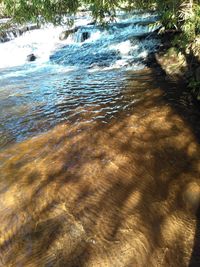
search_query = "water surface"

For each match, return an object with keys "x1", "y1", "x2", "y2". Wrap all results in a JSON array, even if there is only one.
[
  {"x1": 0, "y1": 12, "x2": 200, "y2": 267},
  {"x1": 0, "y1": 11, "x2": 160, "y2": 149}
]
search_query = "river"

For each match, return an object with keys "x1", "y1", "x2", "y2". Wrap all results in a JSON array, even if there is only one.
[{"x1": 0, "y1": 11, "x2": 200, "y2": 267}]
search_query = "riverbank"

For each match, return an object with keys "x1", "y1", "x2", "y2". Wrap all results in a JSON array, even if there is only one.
[{"x1": 149, "y1": 31, "x2": 200, "y2": 101}]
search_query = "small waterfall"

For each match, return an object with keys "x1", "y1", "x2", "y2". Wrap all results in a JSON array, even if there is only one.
[
  {"x1": 0, "y1": 11, "x2": 160, "y2": 70},
  {"x1": 0, "y1": 23, "x2": 40, "y2": 43},
  {"x1": 73, "y1": 26, "x2": 101, "y2": 43},
  {"x1": 74, "y1": 29, "x2": 91, "y2": 43},
  {"x1": 50, "y1": 14, "x2": 160, "y2": 71}
]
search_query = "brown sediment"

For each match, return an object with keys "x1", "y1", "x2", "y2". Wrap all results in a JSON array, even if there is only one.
[{"x1": 0, "y1": 69, "x2": 200, "y2": 266}]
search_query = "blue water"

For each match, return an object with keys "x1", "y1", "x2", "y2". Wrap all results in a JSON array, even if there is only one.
[{"x1": 0, "y1": 11, "x2": 160, "y2": 149}]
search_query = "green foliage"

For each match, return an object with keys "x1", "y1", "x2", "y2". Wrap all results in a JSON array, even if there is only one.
[
  {"x1": 167, "y1": 47, "x2": 179, "y2": 56},
  {"x1": 169, "y1": 2, "x2": 200, "y2": 52},
  {"x1": 156, "y1": 0, "x2": 180, "y2": 30},
  {"x1": 189, "y1": 78, "x2": 200, "y2": 96},
  {"x1": 1, "y1": 0, "x2": 82, "y2": 25}
]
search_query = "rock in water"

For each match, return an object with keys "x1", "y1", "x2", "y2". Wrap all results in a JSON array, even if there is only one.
[
  {"x1": 59, "y1": 30, "x2": 72, "y2": 41},
  {"x1": 81, "y1": 32, "x2": 90, "y2": 42},
  {"x1": 59, "y1": 28, "x2": 78, "y2": 41},
  {"x1": 27, "y1": 54, "x2": 36, "y2": 62}
]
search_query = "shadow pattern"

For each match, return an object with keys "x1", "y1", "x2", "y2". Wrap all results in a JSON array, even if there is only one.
[{"x1": 0, "y1": 69, "x2": 200, "y2": 266}]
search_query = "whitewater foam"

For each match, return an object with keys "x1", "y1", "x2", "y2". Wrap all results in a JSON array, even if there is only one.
[{"x1": 0, "y1": 11, "x2": 160, "y2": 72}]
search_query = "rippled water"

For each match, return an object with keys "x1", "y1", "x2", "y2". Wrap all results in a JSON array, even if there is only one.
[
  {"x1": 0, "y1": 11, "x2": 160, "y2": 149},
  {"x1": 0, "y1": 68, "x2": 152, "y2": 148},
  {"x1": 1, "y1": 11, "x2": 200, "y2": 267},
  {"x1": 1, "y1": 68, "x2": 200, "y2": 266}
]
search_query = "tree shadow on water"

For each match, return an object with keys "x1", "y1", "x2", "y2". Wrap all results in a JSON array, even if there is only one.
[
  {"x1": 0, "y1": 61, "x2": 200, "y2": 266},
  {"x1": 146, "y1": 44, "x2": 200, "y2": 267},
  {"x1": 188, "y1": 206, "x2": 200, "y2": 267}
]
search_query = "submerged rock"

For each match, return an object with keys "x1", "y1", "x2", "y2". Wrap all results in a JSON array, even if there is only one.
[
  {"x1": 183, "y1": 182, "x2": 200, "y2": 212},
  {"x1": 27, "y1": 54, "x2": 36, "y2": 62}
]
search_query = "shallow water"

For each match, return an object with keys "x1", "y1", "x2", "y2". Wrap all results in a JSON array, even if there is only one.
[
  {"x1": 1, "y1": 69, "x2": 200, "y2": 266},
  {"x1": 0, "y1": 68, "x2": 158, "y2": 149},
  {"x1": 1, "y1": 12, "x2": 200, "y2": 267}
]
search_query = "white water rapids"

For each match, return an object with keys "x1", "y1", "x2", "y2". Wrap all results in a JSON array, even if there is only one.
[
  {"x1": 0, "y1": 11, "x2": 161, "y2": 149},
  {"x1": 0, "y1": 11, "x2": 160, "y2": 71}
]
